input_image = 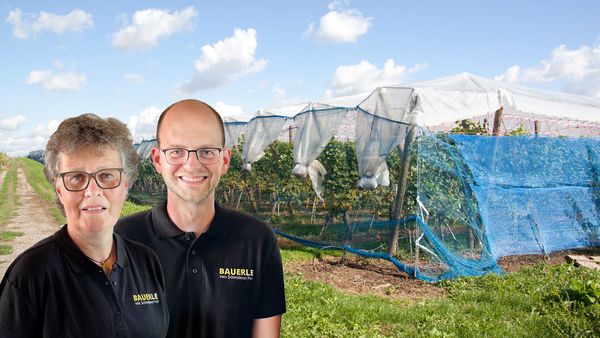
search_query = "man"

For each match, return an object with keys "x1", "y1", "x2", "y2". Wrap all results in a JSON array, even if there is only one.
[{"x1": 116, "y1": 99, "x2": 286, "y2": 338}]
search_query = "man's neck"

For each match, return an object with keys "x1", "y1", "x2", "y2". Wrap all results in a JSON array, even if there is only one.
[{"x1": 166, "y1": 197, "x2": 215, "y2": 237}]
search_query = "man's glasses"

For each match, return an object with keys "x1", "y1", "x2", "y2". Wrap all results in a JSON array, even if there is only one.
[
  {"x1": 160, "y1": 147, "x2": 223, "y2": 166},
  {"x1": 59, "y1": 168, "x2": 123, "y2": 192}
]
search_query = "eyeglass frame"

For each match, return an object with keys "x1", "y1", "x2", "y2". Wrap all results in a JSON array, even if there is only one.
[
  {"x1": 59, "y1": 168, "x2": 124, "y2": 192},
  {"x1": 159, "y1": 147, "x2": 224, "y2": 165}
]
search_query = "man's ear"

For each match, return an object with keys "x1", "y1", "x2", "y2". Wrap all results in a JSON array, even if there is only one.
[
  {"x1": 151, "y1": 147, "x2": 163, "y2": 174},
  {"x1": 220, "y1": 147, "x2": 231, "y2": 175}
]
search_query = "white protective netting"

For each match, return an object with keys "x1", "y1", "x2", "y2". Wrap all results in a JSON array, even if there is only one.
[
  {"x1": 241, "y1": 113, "x2": 289, "y2": 171},
  {"x1": 291, "y1": 103, "x2": 350, "y2": 198},
  {"x1": 355, "y1": 87, "x2": 419, "y2": 189}
]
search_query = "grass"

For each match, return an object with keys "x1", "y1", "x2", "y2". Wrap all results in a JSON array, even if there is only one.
[
  {"x1": 0, "y1": 159, "x2": 21, "y2": 255},
  {"x1": 121, "y1": 200, "x2": 152, "y2": 217},
  {"x1": 0, "y1": 231, "x2": 25, "y2": 256},
  {"x1": 282, "y1": 261, "x2": 600, "y2": 337},
  {"x1": 0, "y1": 162, "x2": 18, "y2": 226},
  {"x1": 0, "y1": 245, "x2": 13, "y2": 255},
  {"x1": 0, "y1": 230, "x2": 25, "y2": 241},
  {"x1": 19, "y1": 157, "x2": 66, "y2": 224}
]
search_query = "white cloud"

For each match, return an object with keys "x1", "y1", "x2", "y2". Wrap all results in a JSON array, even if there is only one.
[
  {"x1": 6, "y1": 9, "x2": 28, "y2": 39},
  {"x1": 26, "y1": 69, "x2": 87, "y2": 91},
  {"x1": 327, "y1": 59, "x2": 426, "y2": 96},
  {"x1": 304, "y1": 1, "x2": 372, "y2": 43},
  {"x1": 0, "y1": 134, "x2": 42, "y2": 156},
  {"x1": 53, "y1": 59, "x2": 64, "y2": 69},
  {"x1": 180, "y1": 28, "x2": 267, "y2": 93},
  {"x1": 111, "y1": 7, "x2": 197, "y2": 51},
  {"x1": 214, "y1": 101, "x2": 243, "y2": 117},
  {"x1": 124, "y1": 73, "x2": 144, "y2": 84},
  {"x1": 127, "y1": 106, "x2": 161, "y2": 141},
  {"x1": 272, "y1": 84, "x2": 287, "y2": 99},
  {"x1": 32, "y1": 120, "x2": 59, "y2": 138},
  {"x1": 0, "y1": 115, "x2": 26, "y2": 130},
  {"x1": 0, "y1": 120, "x2": 57, "y2": 156},
  {"x1": 6, "y1": 8, "x2": 93, "y2": 39},
  {"x1": 495, "y1": 39, "x2": 600, "y2": 98}
]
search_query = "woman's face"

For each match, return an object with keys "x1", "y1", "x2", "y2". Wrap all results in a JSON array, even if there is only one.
[{"x1": 56, "y1": 147, "x2": 128, "y2": 237}]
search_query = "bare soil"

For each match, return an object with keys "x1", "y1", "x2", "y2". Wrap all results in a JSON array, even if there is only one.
[
  {"x1": 0, "y1": 167, "x2": 59, "y2": 279},
  {"x1": 281, "y1": 238, "x2": 600, "y2": 301}
]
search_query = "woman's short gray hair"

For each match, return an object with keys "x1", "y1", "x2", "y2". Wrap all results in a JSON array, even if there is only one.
[{"x1": 44, "y1": 113, "x2": 139, "y2": 188}]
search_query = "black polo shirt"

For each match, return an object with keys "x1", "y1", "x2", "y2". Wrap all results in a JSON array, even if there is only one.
[
  {"x1": 0, "y1": 225, "x2": 169, "y2": 338},
  {"x1": 115, "y1": 203, "x2": 286, "y2": 338}
]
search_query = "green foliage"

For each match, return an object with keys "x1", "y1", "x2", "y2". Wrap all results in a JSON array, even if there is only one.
[
  {"x1": 121, "y1": 200, "x2": 152, "y2": 217},
  {"x1": 0, "y1": 152, "x2": 9, "y2": 168},
  {"x1": 217, "y1": 141, "x2": 313, "y2": 217},
  {"x1": 506, "y1": 123, "x2": 530, "y2": 136},
  {"x1": 451, "y1": 119, "x2": 489, "y2": 135},
  {"x1": 130, "y1": 157, "x2": 165, "y2": 204},
  {"x1": 319, "y1": 140, "x2": 360, "y2": 217},
  {"x1": 19, "y1": 157, "x2": 66, "y2": 224},
  {"x1": 560, "y1": 278, "x2": 600, "y2": 307}
]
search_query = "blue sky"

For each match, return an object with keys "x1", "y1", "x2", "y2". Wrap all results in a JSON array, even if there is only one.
[{"x1": 1, "y1": 0, "x2": 599, "y2": 155}]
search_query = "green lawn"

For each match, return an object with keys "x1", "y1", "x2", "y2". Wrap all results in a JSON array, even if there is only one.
[
  {"x1": 281, "y1": 249, "x2": 600, "y2": 337},
  {"x1": 20, "y1": 157, "x2": 66, "y2": 224},
  {"x1": 0, "y1": 163, "x2": 18, "y2": 227}
]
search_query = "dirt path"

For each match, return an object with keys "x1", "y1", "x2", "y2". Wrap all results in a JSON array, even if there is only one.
[{"x1": 0, "y1": 167, "x2": 59, "y2": 278}]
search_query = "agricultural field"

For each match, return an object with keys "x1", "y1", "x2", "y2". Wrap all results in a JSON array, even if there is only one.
[{"x1": 1, "y1": 155, "x2": 598, "y2": 336}]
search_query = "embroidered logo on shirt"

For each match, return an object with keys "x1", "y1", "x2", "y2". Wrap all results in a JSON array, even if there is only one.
[
  {"x1": 132, "y1": 292, "x2": 160, "y2": 305},
  {"x1": 218, "y1": 267, "x2": 254, "y2": 281}
]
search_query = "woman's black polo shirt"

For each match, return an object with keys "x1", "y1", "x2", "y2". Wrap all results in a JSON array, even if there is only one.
[
  {"x1": 115, "y1": 203, "x2": 286, "y2": 338},
  {"x1": 0, "y1": 225, "x2": 169, "y2": 338}
]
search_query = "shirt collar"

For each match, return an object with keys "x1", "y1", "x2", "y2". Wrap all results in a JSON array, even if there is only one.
[
  {"x1": 55, "y1": 225, "x2": 130, "y2": 274},
  {"x1": 152, "y1": 201, "x2": 230, "y2": 240}
]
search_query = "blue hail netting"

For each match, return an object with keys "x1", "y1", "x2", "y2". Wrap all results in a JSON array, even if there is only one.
[
  {"x1": 274, "y1": 133, "x2": 599, "y2": 282},
  {"x1": 449, "y1": 134, "x2": 600, "y2": 259}
]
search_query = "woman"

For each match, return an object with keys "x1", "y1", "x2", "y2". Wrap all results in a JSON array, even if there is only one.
[{"x1": 0, "y1": 114, "x2": 168, "y2": 337}]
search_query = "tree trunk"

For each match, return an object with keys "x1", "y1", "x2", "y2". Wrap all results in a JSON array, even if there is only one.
[
  {"x1": 236, "y1": 189, "x2": 243, "y2": 209},
  {"x1": 344, "y1": 210, "x2": 353, "y2": 243},
  {"x1": 492, "y1": 107, "x2": 504, "y2": 136},
  {"x1": 320, "y1": 214, "x2": 331, "y2": 236},
  {"x1": 388, "y1": 125, "x2": 418, "y2": 255},
  {"x1": 248, "y1": 190, "x2": 259, "y2": 214}
]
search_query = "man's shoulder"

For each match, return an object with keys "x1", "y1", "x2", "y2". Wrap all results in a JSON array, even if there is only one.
[
  {"x1": 118, "y1": 234, "x2": 161, "y2": 265},
  {"x1": 218, "y1": 205, "x2": 274, "y2": 237},
  {"x1": 115, "y1": 208, "x2": 154, "y2": 237}
]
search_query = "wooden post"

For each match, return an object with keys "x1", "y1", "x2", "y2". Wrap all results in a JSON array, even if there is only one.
[
  {"x1": 288, "y1": 125, "x2": 295, "y2": 143},
  {"x1": 388, "y1": 124, "x2": 418, "y2": 255},
  {"x1": 492, "y1": 107, "x2": 504, "y2": 136},
  {"x1": 534, "y1": 120, "x2": 540, "y2": 136}
]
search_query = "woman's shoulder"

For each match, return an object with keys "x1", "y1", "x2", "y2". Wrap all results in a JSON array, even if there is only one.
[{"x1": 3, "y1": 234, "x2": 60, "y2": 281}]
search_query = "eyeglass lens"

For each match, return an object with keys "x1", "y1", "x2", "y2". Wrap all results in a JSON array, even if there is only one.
[
  {"x1": 163, "y1": 148, "x2": 221, "y2": 165},
  {"x1": 61, "y1": 168, "x2": 122, "y2": 191}
]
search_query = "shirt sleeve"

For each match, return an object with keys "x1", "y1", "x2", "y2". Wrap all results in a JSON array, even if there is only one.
[
  {"x1": 0, "y1": 277, "x2": 40, "y2": 338},
  {"x1": 255, "y1": 235, "x2": 286, "y2": 318}
]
